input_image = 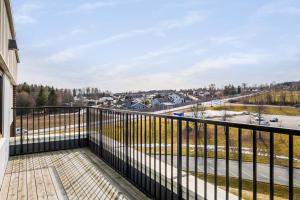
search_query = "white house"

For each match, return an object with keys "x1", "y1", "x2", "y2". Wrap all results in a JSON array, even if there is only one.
[
  {"x1": 168, "y1": 93, "x2": 185, "y2": 105},
  {"x1": 130, "y1": 102, "x2": 149, "y2": 110},
  {"x1": 0, "y1": 0, "x2": 19, "y2": 186}
]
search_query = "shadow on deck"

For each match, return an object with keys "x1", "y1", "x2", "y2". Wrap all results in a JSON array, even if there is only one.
[{"x1": 0, "y1": 148, "x2": 150, "y2": 200}]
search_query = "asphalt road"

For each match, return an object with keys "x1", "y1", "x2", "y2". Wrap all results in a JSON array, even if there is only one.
[
  {"x1": 165, "y1": 156, "x2": 300, "y2": 187},
  {"x1": 219, "y1": 114, "x2": 300, "y2": 130}
]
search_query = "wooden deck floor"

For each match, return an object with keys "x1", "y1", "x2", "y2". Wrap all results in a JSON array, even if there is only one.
[{"x1": 0, "y1": 148, "x2": 149, "y2": 200}]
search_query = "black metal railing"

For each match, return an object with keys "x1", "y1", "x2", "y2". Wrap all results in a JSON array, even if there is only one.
[
  {"x1": 10, "y1": 107, "x2": 87, "y2": 155},
  {"x1": 87, "y1": 107, "x2": 300, "y2": 200},
  {"x1": 10, "y1": 106, "x2": 300, "y2": 200}
]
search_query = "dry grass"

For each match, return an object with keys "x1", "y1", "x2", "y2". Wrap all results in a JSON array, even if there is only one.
[{"x1": 193, "y1": 172, "x2": 299, "y2": 200}]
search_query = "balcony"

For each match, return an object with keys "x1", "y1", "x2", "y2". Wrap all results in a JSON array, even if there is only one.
[{"x1": 1, "y1": 106, "x2": 299, "y2": 199}]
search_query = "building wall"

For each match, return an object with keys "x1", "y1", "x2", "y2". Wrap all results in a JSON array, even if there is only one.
[{"x1": 0, "y1": 0, "x2": 18, "y2": 187}]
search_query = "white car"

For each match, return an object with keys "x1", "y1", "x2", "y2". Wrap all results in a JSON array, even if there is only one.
[
  {"x1": 260, "y1": 121, "x2": 270, "y2": 126},
  {"x1": 16, "y1": 128, "x2": 28, "y2": 135},
  {"x1": 255, "y1": 117, "x2": 264, "y2": 121}
]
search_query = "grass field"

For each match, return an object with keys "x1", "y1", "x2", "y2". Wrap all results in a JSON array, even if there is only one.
[
  {"x1": 239, "y1": 91, "x2": 300, "y2": 106},
  {"x1": 193, "y1": 172, "x2": 298, "y2": 200}
]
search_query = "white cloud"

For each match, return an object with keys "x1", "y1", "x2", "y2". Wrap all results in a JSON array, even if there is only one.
[
  {"x1": 48, "y1": 11, "x2": 206, "y2": 63},
  {"x1": 85, "y1": 44, "x2": 193, "y2": 77},
  {"x1": 182, "y1": 53, "x2": 263, "y2": 76},
  {"x1": 257, "y1": 0, "x2": 300, "y2": 16},
  {"x1": 14, "y1": 3, "x2": 41, "y2": 24},
  {"x1": 63, "y1": 0, "x2": 142, "y2": 14}
]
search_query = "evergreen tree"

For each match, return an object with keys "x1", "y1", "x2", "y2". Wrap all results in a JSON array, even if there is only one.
[
  {"x1": 48, "y1": 87, "x2": 58, "y2": 106},
  {"x1": 36, "y1": 87, "x2": 48, "y2": 106}
]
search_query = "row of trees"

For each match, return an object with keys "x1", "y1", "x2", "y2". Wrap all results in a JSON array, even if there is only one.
[
  {"x1": 16, "y1": 83, "x2": 74, "y2": 107},
  {"x1": 223, "y1": 85, "x2": 242, "y2": 96}
]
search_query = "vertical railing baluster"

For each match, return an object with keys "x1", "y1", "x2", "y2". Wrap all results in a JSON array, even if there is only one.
[
  {"x1": 225, "y1": 125, "x2": 229, "y2": 200},
  {"x1": 164, "y1": 117, "x2": 168, "y2": 200},
  {"x1": 154, "y1": 116, "x2": 157, "y2": 198},
  {"x1": 78, "y1": 108, "x2": 81, "y2": 147},
  {"x1": 44, "y1": 108, "x2": 46, "y2": 151},
  {"x1": 204, "y1": 123, "x2": 208, "y2": 199},
  {"x1": 270, "y1": 131, "x2": 274, "y2": 200},
  {"x1": 20, "y1": 110, "x2": 23, "y2": 155},
  {"x1": 186, "y1": 121, "x2": 190, "y2": 200},
  {"x1": 214, "y1": 125, "x2": 218, "y2": 200},
  {"x1": 14, "y1": 108, "x2": 16, "y2": 155},
  {"x1": 140, "y1": 114, "x2": 143, "y2": 187},
  {"x1": 171, "y1": 119, "x2": 174, "y2": 200},
  {"x1": 289, "y1": 134, "x2": 294, "y2": 200},
  {"x1": 136, "y1": 114, "x2": 139, "y2": 185},
  {"x1": 100, "y1": 109, "x2": 103, "y2": 157},
  {"x1": 126, "y1": 113, "x2": 129, "y2": 178},
  {"x1": 238, "y1": 128, "x2": 242, "y2": 200},
  {"x1": 144, "y1": 115, "x2": 147, "y2": 191},
  {"x1": 253, "y1": 130, "x2": 257, "y2": 200},
  {"x1": 26, "y1": 111, "x2": 28, "y2": 154},
  {"x1": 59, "y1": 108, "x2": 61, "y2": 150},
  {"x1": 38, "y1": 108, "x2": 40, "y2": 152},
  {"x1": 159, "y1": 117, "x2": 162, "y2": 199},
  {"x1": 54, "y1": 108, "x2": 56, "y2": 150},
  {"x1": 194, "y1": 122, "x2": 198, "y2": 200},
  {"x1": 33, "y1": 108, "x2": 35, "y2": 153},
  {"x1": 49, "y1": 108, "x2": 51, "y2": 151},
  {"x1": 177, "y1": 119, "x2": 182, "y2": 199},
  {"x1": 73, "y1": 107, "x2": 75, "y2": 148},
  {"x1": 149, "y1": 116, "x2": 152, "y2": 194}
]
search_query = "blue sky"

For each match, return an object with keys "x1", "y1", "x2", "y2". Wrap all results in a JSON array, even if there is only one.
[{"x1": 13, "y1": 0, "x2": 300, "y2": 92}]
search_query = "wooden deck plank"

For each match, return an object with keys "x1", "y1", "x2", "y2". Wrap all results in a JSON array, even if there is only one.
[
  {"x1": 73, "y1": 152, "x2": 114, "y2": 199},
  {"x1": 7, "y1": 156, "x2": 20, "y2": 200},
  {"x1": 26, "y1": 155, "x2": 37, "y2": 200},
  {"x1": 0, "y1": 158, "x2": 14, "y2": 200},
  {"x1": 32, "y1": 154, "x2": 48, "y2": 200},
  {"x1": 39, "y1": 155, "x2": 58, "y2": 200},
  {"x1": 49, "y1": 151, "x2": 78, "y2": 200},
  {"x1": 17, "y1": 156, "x2": 27, "y2": 200},
  {"x1": 66, "y1": 150, "x2": 102, "y2": 200},
  {"x1": 2, "y1": 149, "x2": 149, "y2": 200},
  {"x1": 61, "y1": 150, "x2": 89, "y2": 199}
]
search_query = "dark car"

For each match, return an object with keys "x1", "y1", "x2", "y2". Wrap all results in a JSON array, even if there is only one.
[
  {"x1": 270, "y1": 118, "x2": 279, "y2": 122},
  {"x1": 295, "y1": 104, "x2": 300, "y2": 108}
]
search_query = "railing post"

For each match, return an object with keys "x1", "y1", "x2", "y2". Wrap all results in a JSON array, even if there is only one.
[
  {"x1": 20, "y1": 110, "x2": 23, "y2": 155},
  {"x1": 78, "y1": 108, "x2": 81, "y2": 147},
  {"x1": 125, "y1": 113, "x2": 129, "y2": 178},
  {"x1": 86, "y1": 107, "x2": 90, "y2": 146},
  {"x1": 177, "y1": 119, "x2": 183, "y2": 199},
  {"x1": 100, "y1": 109, "x2": 103, "y2": 157}
]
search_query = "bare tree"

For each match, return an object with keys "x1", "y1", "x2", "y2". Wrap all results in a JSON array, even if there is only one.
[
  {"x1": 255, "y1": 101, "x2": 265, "y2": 140},
  {"x1": 191, "y1": 103, "x2": 206, "y2": 119},
  {"x1": 222, "y1": 102, "x2": 228, "y2": 121}
]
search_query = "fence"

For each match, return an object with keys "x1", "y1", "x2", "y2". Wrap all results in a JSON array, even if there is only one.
[{"x1": 11, "y1": 106, "x2": 300, "y2": 200}]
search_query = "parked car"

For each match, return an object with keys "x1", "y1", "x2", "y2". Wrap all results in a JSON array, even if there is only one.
[
  {"x1": 270, "y1": 118, "x2": 279, "y2": 122},
  {"x1": 255, "y1": 117, "x2": 264, "y2": 121},
  {"x1": 16, "y1": 128, "x2": 28, "y2": 135},
  {"x1": 173, "y1": 112, "x2": 184, "y2": 117},
  {"x1": 294, "y1": 104, "x2": 300, "y2": 108},
  {"x1": 260, "y1": 121, "x2": 270, "y2": 126}
]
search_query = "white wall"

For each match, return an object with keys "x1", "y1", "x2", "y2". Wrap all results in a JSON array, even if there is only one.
[
  {"x1": 0, "y1": 0, "x2": 18, "y2": 187},
  {"x1": 0, "y1": 74, "x2": 13, "y2": 187}
]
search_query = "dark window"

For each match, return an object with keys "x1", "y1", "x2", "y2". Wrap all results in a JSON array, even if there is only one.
[{"x1": 0, "y1": 75, "x2": 2, "y2": 136}]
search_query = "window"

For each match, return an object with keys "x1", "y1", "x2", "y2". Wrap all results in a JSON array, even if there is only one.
[{"x1": 0, "y1": 74, "x2": 2, "y2": 137}]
